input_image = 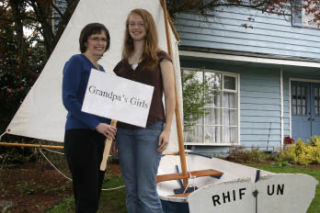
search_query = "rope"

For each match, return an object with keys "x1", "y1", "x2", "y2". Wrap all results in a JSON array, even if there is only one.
[
  {"x1": 43, "y1": 148, "x2": 65, "y2": 155},
  {"x1": 38, "y1": 148, "x2": 125, "y2": 191},
  {"x1": 102, "y1": 185, "x2": 125, "y2": 191},
  {"x1": 183, "y1": 152, "x2": 198, "y2": 193},
  {"x1": 0, "y1": 131, "x2": 6, "y2": 141},
  {"x1": 39, "y1": 148, "x2": 72, "y2": 181}
]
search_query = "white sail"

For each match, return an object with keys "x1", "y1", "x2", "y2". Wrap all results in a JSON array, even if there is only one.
[{"x1": 5, "y1": 0, "x2": 182, "y2": 154}]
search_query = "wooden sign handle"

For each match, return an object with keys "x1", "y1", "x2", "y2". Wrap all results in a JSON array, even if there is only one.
[{"x1": 100, "y1": 119, "x2": 117, "y2": 171}]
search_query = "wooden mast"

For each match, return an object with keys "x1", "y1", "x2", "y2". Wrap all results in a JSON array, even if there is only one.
[{"x1": 160, "y1": 0, "x2": 188, "y2": 188}]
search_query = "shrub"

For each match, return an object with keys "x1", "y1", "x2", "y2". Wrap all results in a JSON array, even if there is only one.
[
  {"x1": 281, "y1": 137, "x2": 320, "y2": 165},
  {"x1": 227, "y1": 146, "x2": 271, "y2": 163}
]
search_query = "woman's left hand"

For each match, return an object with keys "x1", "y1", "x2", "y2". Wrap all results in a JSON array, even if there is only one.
[{"x1": 157, "y1": 129, "x2": 170, "y2": 152}]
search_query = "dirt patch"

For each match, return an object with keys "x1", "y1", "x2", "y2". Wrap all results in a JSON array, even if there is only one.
[{"x1": 0, "y1": 160, "x2": 121, "y2": 213}]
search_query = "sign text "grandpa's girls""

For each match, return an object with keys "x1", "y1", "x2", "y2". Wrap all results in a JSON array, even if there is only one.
[
  {"x1": 82, "y1": 69, "x2": 154, "y2": 127},
  {"x1": 88, "y1": 86, "x2": 149, "y2": 109}
]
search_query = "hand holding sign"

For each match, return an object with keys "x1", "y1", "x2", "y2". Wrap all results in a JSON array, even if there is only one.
[{"x1": 99, "y1": 120, "x2": 117, "y2": 171}]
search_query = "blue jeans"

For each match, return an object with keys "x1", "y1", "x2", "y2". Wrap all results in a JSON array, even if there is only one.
[{"x1": 116, "y1": 121, "x2": 164, "y2": 213}]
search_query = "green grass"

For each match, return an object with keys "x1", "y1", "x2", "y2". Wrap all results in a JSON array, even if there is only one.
[
  {"x1": 247, "y1": 163, "x2": 320, "y2": 213},
  {"x1": 45, "y1": 197, "x2": 75, "y2": 213},
  {"x1": 45, "y1": 174, "x2": 126, "y2": 213},
  {"x1": 46, "y1": 164, "x2": 319, "y2": 213}
]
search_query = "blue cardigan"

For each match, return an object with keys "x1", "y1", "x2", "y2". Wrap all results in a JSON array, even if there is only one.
[{"x1": 62, "y1": 54, "x2": 110, "y2": 130}]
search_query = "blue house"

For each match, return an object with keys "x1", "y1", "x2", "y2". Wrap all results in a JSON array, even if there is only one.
[
  {"x1": 174, "y1": 5, "x2": 320, "y2": 155},
  {"x1": 54, "y1": 1, "x2": 319, "y2": 155}
]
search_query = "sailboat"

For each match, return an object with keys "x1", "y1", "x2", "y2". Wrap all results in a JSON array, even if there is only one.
[{"x1": 1, "y1": 0, "x2": 318, "y2": 212}]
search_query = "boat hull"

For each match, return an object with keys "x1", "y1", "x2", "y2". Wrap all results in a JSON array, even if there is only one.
[{"x1": 157, "y1": 153, "x2": 318, "y2": 213}]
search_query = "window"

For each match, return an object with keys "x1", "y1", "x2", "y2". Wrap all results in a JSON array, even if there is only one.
[
  {"x1": 183, "y1": 68, "x2": 239, "y2": 145},
  {"x1": 292, "y1": 0, "x2": 320, "y2": 29},
  {"x1": 52, "y1": 0, "x2": 67, "y2": 34},
  {"x1": 292, "y1": 84, "x2": 307, "y2": 115},
  {"x1": 314, "y1": 87, "x2": 320, "y2": 115}
]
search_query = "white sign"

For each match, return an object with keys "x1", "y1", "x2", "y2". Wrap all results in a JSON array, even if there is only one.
[
  {"x1": 256, "y1": 174, "x2": 318, "y2": 213},
  {"x1": 188, "y1": 174, "x2": 318, "y2": 213},
  {"x1": 188, "y1": 179, "x2": 255, "y2": 213},
  {"x1": 82, "y1": 69, "x2": 154, "y2": 127}
]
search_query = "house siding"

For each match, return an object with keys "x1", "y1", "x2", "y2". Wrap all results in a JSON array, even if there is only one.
[
  {"x1": 239, "y1": 69, "x2": 281, "y2": 149},
  {"x1": 174, "y1": 7, "x2": 320, "y2": 60},
  {"x1": 177, "y1": 5, "x2": 320, "y2": 154}
]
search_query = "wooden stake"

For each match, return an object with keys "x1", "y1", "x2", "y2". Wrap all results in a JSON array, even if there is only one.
[
  {"x1": 0, "y1": 142, "x2": 64, "y2": 149},
  {"x1": 100, "y1": 119, "x2": 117, "y2": 171},
  {"x1": 160, "y1": 0, "x2": 189, "y2": 188}
]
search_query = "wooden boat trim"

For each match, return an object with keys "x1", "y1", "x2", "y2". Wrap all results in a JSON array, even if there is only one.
[
  {"x1": 169, "y1": 193, "x2": 191, "y2": 198},
  {"x1": 156, "y1": 169, "x2": 223, "y2": 183}
]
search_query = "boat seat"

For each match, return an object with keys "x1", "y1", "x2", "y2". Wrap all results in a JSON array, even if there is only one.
[{"x1": 156, "y1": 169, "x2": 223, "y2": 183}]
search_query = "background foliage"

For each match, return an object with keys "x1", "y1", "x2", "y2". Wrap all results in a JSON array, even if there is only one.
[
  {"x1": 0, "y1": 0, "x2": 319, "y2": 162},
  {"x1": 1, "y1": 0, "x2": 319, "y2": 133}
]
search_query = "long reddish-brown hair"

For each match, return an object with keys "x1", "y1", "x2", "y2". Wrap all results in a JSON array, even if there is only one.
[{"x1": 122, "y1": 9, "x2": 159, "y2": 68}]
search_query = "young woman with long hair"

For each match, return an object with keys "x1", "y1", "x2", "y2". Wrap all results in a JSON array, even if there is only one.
[{"x1": 114, "y1": 8, "x2": 175, "y2": 213}]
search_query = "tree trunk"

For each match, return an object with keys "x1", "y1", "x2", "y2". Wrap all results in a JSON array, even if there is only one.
[{"x1": 9, "y1": 0, "x2": 25, "y2": 68}]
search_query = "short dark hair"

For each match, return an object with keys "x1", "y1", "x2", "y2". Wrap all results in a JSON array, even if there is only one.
[{"x1": 79, "y1": 23, "x2": 110, "y2": 53}]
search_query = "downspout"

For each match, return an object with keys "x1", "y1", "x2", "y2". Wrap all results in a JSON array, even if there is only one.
[{"x1": 280, "y1": 68, "x2": 284, "y2": 149}]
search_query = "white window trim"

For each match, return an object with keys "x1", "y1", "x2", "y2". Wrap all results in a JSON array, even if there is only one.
[{"x1": 182, "y1": 67, "x2": 240, "y2": 146}]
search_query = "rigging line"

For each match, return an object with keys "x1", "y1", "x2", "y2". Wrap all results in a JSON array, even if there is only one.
[
  {"x1": 39, "y1": 148, "x2": 125, "y2": 191},
  {"x1": 43, "y1": 148, "x2": 65, "y2": 155},
  {"x1": 185, "y1": 152, "x2": 198, "y2": 193},
  {"x1": 38, "y1": 148, "x2": 72, "y2": 181},
  {"x1": 0, "y1": 131, "x2": 7, "y2": 141},
  {"x1": 101, "y1": 185, "x2": 125, "y2": 191}
]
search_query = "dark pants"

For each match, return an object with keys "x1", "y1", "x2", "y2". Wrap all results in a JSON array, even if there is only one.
[{"x1": 64, "y1": 129, "x2": 106, "y2": 213}]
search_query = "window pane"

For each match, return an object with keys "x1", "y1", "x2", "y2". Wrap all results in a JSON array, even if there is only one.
[
  {"x1": 223, "y1": 92, "x2": 237, "y2": 108},
  {"x1": 291, "y1": 85, "x2": 297, "y2": 115},
  {"x1": 292, "y1": 85, "x2": 297, "y2": 115},
  {"x1": 224, "y1": 76, "x2": 236, "y2": 90},
  {"x1": 205, "y1": 108, "x2": 221, "y2": 125},
  {"x1": 184, "y1": 125, "x2": 203, "y2": 143},
  {"x1": 207, "y1": 92, "x2": 221, "y2": 108},
  {"x1": 223, "y1": 109, "x2": 237, "y2": 126},
  {"x1": 183, "y1": 69, "x2": 203, "y2": 83},
  {"x1": 204, "y1": 126, "x2": 221, "y2": 144},
  {"x1": 301, "y1": 87, "x2": 307, "y2": 115},
  {"x1": 302, "y1": 98, "x2": 306, "y2": 115},
  {"x1": 223, "y1": 127, "x2": 238, "y2": 144},
  {"x1": 297, "y1": 86, "x2": 302, "y2": 115},
  {"x1": 205, "y1": 72, "x2": 221, "y2": 89}
]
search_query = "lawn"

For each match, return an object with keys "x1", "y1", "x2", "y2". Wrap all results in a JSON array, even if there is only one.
[
  {"x1": 46, "y1": 164, "x2": 320, "y2": 213},
  {"x1": 46, "y1": 174, "x2": 127, "y2": 213}
]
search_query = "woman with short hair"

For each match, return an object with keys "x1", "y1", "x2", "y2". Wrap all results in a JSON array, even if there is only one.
[{"x1": 62, "y1": 23, "x2": 116, "y2": 213}]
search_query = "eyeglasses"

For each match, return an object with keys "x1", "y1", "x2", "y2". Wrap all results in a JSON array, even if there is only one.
[{"x1": 89, "y1": 37, "x2": 107, "y2": 42}]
